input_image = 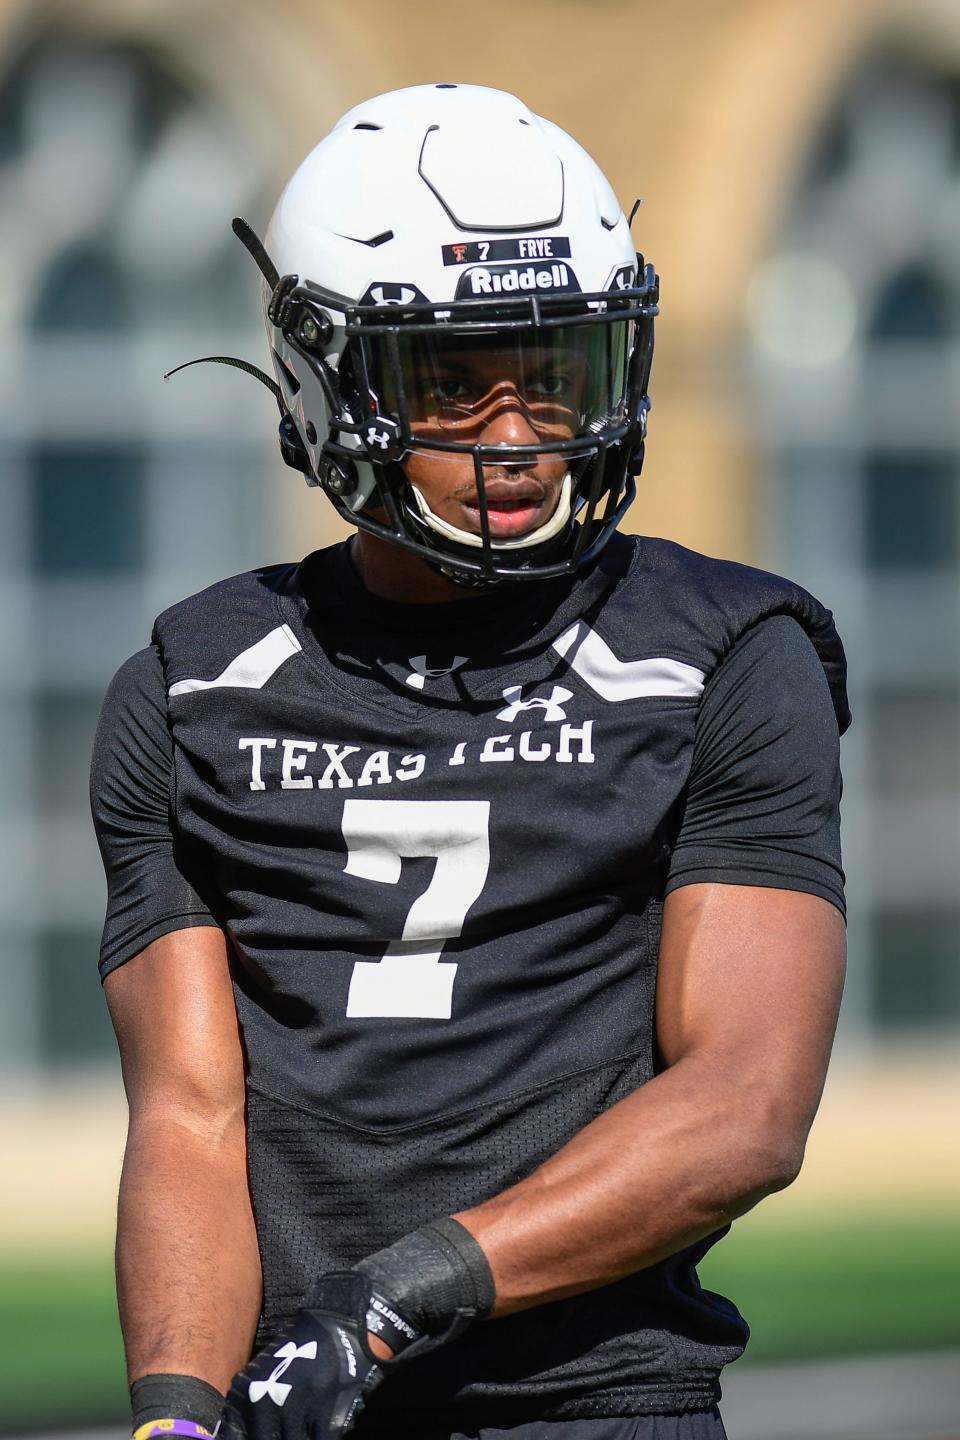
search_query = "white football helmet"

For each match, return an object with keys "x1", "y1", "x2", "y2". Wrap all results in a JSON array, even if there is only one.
[{"x1": 238, "y1": 83, "x2": 658, "y2": 584}]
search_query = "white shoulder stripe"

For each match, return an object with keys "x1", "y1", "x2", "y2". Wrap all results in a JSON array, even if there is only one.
[
  {"x1": 168, "y1": 624, "x2": 302, "y2": 697},
  {"x1": 551, "y1": 621, "x2": 705, "y2": 701}
]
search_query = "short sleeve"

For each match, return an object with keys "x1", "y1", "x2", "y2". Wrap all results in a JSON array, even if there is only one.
[
  {"x1": 665, "y1": 615, "x2": 845, "y2": 915},
  {"x1": 90, "y1": 645, "x2": 219, "y2": 979}
]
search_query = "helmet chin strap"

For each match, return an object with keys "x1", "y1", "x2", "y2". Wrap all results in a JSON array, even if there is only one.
[{"x1": 409, "y1": 474, "x2": 573, "y2": 552}]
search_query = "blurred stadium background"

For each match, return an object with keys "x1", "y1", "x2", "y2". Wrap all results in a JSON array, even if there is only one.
[{"x1": 1, "y1": 0, "x2": 958, "y2": 1433}]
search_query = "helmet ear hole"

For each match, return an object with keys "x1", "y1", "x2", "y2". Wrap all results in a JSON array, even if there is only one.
[
  {"x1": 278, "y1": 414, "x2": 311, "y2": 474},
  {"x1": 335, "y1": 343, "x2": 368, "y2": 423}
]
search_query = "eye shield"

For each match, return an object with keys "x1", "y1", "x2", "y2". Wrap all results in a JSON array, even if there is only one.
[{"x1": 371, "y1": 322, "x2": 631, "y2": 443}]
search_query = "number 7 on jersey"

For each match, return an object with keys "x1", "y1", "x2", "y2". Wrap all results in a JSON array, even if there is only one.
[{"x1": 341, "y1": 799, "x2": 491, "y2": 1019}]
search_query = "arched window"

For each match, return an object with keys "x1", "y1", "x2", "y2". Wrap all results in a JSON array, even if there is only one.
[
  {"x1": 749, "y1": 52, "x2": 960, "y2": 1043},
  {"x1": 32, "y1": 245, "x2": 132, "y2": 334},
  {"x1": 869, "y1": 262, "x2": 952, "y2": 342},
  {"x1": 0, "y1": 33, "x2": 271, "y2": 1071}
]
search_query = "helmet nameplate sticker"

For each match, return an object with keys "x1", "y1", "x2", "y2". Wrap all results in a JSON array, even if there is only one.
[{"x1": 442, "y1": 237, "x2": 571, "y2": 266}]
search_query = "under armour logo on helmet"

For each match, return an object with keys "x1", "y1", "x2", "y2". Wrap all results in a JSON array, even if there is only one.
[
  {"x1": 363, "y1": 414, "x2": 400, "y2": 459},
  {"x1": 368, "y1": 284, "x2": 419, "y2": 306},
  {"x1": 497, "y1": 684, "x2": 573, "y2": 723},
  {"x1": 405, "y1": 654, "x2": 468, "y2": 691},
  {"x1": 248, "y1": 1340, "x2": 318, "y2": 1406}
]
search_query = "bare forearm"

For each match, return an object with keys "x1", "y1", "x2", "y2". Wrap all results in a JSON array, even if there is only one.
[
  {"x1": 456, "y1": 1056, "x2": 801, "y2": 1315},
  {"x1": 117, "y1": 1109, "x2": 262, "y2": 1392},
  {"x1": 462, "y1": 888, "x2": 845, "y2": 1318}
]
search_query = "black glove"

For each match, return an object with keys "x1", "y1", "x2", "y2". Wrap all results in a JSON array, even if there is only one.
[
  {"x1": 219, "y1": 1273, "x2": 389, "y2": 1440},
  {"x1": 222, "y1": 1219, "x2": 495, "y2": 1440}
]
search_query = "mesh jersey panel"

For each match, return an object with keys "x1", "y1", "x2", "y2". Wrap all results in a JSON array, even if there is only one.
[
  {"x1": 248, "y1": 1050, "x2": 746, "y2": 1424},
  {"x1": 248, "y1": 1052, "x2": 655, "y2": 1325}
]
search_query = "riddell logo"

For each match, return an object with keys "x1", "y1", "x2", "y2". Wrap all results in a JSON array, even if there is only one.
[{"x1": 456, "y1": 263, "x2": 579, "y2": 299}]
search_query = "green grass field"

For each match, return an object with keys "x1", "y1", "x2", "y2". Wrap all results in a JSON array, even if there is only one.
[
  {"x1": 0, "y1": 1256, "x2": 126, "y2": 1430},
  {"x1": 697, "y1": 1213, "x2": 960, "y2": 1363},
  {"x1": 2, "y1": 1215, "x2": 958, "y2": 1431}
]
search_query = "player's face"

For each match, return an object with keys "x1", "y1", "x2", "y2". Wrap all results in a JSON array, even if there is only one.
[
  {"x1": 378, "y1": 325, "x2": 628, "y2": 542},
  {"x1": 399, "y1": 335, "x2": 576, "y2": 540}
]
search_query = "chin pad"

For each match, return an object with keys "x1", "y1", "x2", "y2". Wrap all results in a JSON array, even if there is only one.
[{"x1": 409, "y1": 473, "x2": 572, "y2": 551}]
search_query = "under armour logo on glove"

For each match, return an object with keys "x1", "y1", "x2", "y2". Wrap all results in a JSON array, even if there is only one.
[
  {"x1": 221, "y1": 1273, "x2": 388, "y2": 1440},
  {"x1": 223, "y1": 1262, "x2": 485, "y2": 1440},
  {"x1": 248, "y1": 1339, "x2": 318, "y2": 1406},
  {"x1": 497, "y1": 684, "x2": 573, "y2": 723}
]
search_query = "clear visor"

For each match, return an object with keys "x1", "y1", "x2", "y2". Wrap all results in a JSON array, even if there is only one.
[{"x1": 372, "y1": 320, "x2": 632, "y2": 443}]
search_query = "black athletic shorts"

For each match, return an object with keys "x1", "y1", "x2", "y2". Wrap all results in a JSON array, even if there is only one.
[{"x1": 393, "y1": 1413, "x2": 728, "y2": 1440}]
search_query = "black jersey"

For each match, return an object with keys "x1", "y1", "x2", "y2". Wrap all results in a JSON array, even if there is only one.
[{"x1": 92, "y1": 534, "x2": 848, "y2": 1426}]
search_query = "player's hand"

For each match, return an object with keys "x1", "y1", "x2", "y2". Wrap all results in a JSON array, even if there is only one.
[
  {"x1": 221, "y1": 1220, "x2": 493, "y2": 1439},
  {"x1": 219, "y1": 1272, "x2": 390, "y2": 1440}
]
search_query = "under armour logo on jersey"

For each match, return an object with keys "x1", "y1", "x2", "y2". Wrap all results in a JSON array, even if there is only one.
[
  {"x1": 248, "y1": 1340, "x2": 318, "y2": 1406},
  {"x1": 497, "y1": 684, "x2": 573, "y2": 723},
  {"x1": 405, "y1": 654, "x2": 468, "y2": 691}
]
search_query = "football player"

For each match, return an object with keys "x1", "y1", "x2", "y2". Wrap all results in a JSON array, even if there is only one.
[{"x1": 92, "y1": 84, "x2": 849, "y2": 1440}]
